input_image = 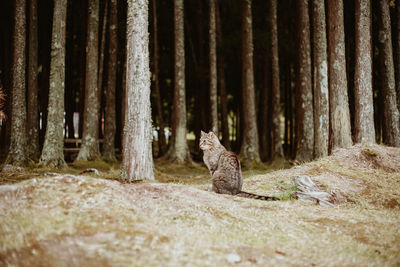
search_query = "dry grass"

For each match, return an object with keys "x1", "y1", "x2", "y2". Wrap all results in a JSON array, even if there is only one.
[{"x1": 0, "y1": 143, "x2": 400, "y2": 266}]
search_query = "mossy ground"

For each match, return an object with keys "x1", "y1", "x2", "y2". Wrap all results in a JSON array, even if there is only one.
[{"x1": 0, "y1": 143, "x2": 399, "y2": 266}]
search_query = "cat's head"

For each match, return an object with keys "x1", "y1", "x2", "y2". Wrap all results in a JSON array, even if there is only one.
[{"x1": 199, "y1": 130, "x2": 220, "y2": 150}]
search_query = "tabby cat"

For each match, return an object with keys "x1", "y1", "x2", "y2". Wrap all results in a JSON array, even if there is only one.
[{"x1": 199, "y1": 131, "x2": 278, "y2": 201}]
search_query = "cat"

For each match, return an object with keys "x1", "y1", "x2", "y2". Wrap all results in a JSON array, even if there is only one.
[{"x1": 199, "y1": 131, "x2": 278, "y2": 201}]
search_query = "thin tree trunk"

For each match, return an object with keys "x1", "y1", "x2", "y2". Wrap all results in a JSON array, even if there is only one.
[
  {"x1": 295, "y1": 0, "x2": 314, "y2": 162},
  {"x1": 167, "y1": 0, "x2": 191, "y2": 163},
  {"x1": 269, "y1": 0, "x2": 282, "y2": 158},
  {"x1": 103, "y1": 0, "x2": 118, "y2": 160},
  {"x1": 378, "y1": 0, "x2": 400, "y2": 147},
  {"x1": 397, "y1": 1, "x2": 400, "y2": 114},
  {"x1": 312, "y1": 0, "x2": 329, "y2": 158},
  {"x1": 209, "y1": 0, "x2": 218, "y2": 135},
  {"x1": 354, "y1": 0, "x2": 375, "y2": 143},
  {"x1": 27, "y1": 0, "x2": 40, "y2": 161},
  {"x1": 40, "y1": 0, "x2": 68, "y2": 168},
  {"x1": 7, "y1": 0, "x2": 27, "y2": 166},
  {"x1": 240, "y1": 0, "x2": 260, "y2": 163},
  {"x1": 259, "y1": 45, "x2": 271, "y2": 161},
  {"x1": 152, "y1": 0, "x2": 167, "y2": 156},
  {"x1": 76, "y1": 0, "x2": 101, "y2": 161},
  {"x1": 121, "y1": 0, "x2": 154, "y2": 181},
  {"x1": 327, "y1": 0, "x2": 352, "y2": 150},
  {"x1": 216, "y1": 2, "x2": 230, "y2": 150}
]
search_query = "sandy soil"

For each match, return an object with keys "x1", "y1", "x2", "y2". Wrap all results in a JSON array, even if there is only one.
[{"x1": 0, "y1": 143, "x2": 399, "y2": 266}]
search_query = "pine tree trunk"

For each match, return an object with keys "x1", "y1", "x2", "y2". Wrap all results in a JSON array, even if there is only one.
[
  {"x1": 354, "y1": 0, "x2": 375, "y2": 143},
  {"x1": 269, "y1": 0, "x2": 282, "y2": 158},
  {"x1": 76, "y1": 0, "x2": 101, "y2": 161},
  {"x1": 259, "y1": 37, "x2": 271, "y2": 162},
  {"x1": 167, "y1": 0, "x2": 190, "y2": 163},
  {"x1": 240, "y1": 0, "x2": 260, "y2": 163},
  {"x1": 216, "y1": 2, "x2": 230, "y2": 150},
  {"x1": 312, "y1": 0, "x2": 329, "y2": 158},
  {"x1": 121, "y1": 0, "x2": 154, "y2": 181},
  {"x1": 103, "y1": 0, "x2": 117, "y2": 161},
  {"x1": 7, "y1": 0, "x2": 27, "y2": 166},
  {"x1": 40, "y1": 0, "x2": 68, "y2": 168},
  {"x1": 295, "y1": 0, "x2": 314, "y2": 162},
  {"x1": 27, "y1": 0, "x2": 40, "y2": 161},
  {"x1": 378, "y1": 0, "x2": 400, "y2": 147},
  {"x1": 397, "y1": 1, "x2": 400, "y2": 115},
  {"x1": 209, "y1": 0, "x2": 218, "y2": 135},
  {"x1": 327, "y1": 0, "x2": 352, "y2": 150},
  {"x1": 152, "y1": 0, "x2": 167, "y2": 156}
]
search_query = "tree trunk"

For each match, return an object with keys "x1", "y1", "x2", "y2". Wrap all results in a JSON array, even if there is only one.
[
  {"x1": 397, "y1": 1, "x2": 400, "y2": 115},
  {"x1": 209, "y1": 0, "x2": 218, "y2": 135},
  {"x1": 152, "y1": 0, "x2": 167, "y2": 157},
  {"x1": 39, "y1": 0, "x2": 68, "y2": 168},
  {"x1": 269, "y1": 0, "x2": 282, "y2": 158},
  {"x1": 27, "y1": 0, "x2": 40, "y2": 161},
  {"x1": 259, "y1": 39, "x2": 271, "y2": 162},
  {"x1": 167, "y1": 0, "x2": 191, "y2": 163},
  {"x1": 76, "y1": 0, "x2": 101, "y2": 161},
  {"x1": 354, "y1": 0, "x2": 375, "y2": 143},
  {"x1": 378, "y1": 0, "x2": 400, "y2": 147},
  {"x1": 327, "y1": 0, "x2": 352, "y2": 150},
  {"x1": 216, "y1": 2, "x2": 230, "y2": 150},
  {"x1": 7, "y1": 0, "x2": 27, "y2": 166},
  {"x1": 240, "y1": 0, "x2": 260, "y2": 163},
  {"x1": 295, "y1": 0, "x2": 314, "y2": 162},
  {"x1": 103, "y1": 0, "x2": 117, "y2": 161},
  {"x1": 312, "y1": 0, "x2": 329, "y2": 158},
  {"x1": 121, "y1": 0, "x2": 155, "y2": 181}
]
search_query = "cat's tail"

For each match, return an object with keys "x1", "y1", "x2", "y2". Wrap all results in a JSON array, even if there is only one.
[{"x1": 237, "y1": 191, "x2": 279, "y2": 201}]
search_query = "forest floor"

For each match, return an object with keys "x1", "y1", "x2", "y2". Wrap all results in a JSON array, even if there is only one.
[{"x1": 0, "y1": 143, "x2": 399, "y2": 266}]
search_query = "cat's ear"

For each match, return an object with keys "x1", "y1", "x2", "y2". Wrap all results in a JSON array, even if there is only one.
[
  {"x1": 201, "y1": 130, "x2": 206, "y2": 137},
  {"x1": 208, "y1": 131, "x2": 216, "y2": 137}
]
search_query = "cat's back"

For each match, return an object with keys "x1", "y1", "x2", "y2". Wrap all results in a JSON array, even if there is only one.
[{"x1": 218, "y1": 150, "x2": 241, "y2": 172}]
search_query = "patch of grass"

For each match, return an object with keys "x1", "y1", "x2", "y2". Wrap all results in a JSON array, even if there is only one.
[{"x1": 70, "y1": 158, "x2": 118, "y2": 172}]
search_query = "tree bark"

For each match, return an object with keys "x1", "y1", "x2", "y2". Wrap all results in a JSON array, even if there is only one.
[
  {"x1": 103, "y1": 0, "x2": 118, "y2": 161},
  {"x1": 378, "y1": 0, "x2": 400, "y2": 147},
  {"x1": 40, "y1": 0, "x2": 68, "y2": 168},
  {"x1": 240, "y1": 0, "x2": 260, "y2": 163},
  {"x1": 121, "y1": 0, "x2": 155, "y2": 181},
  {"x1": 269, "y1": 0, "x2": 282, "y2": 158},
  {"x1": 354, "y1": 0, "x2": 375, "y2": 143},
  {"x1": 216, "y1": 2, "x2": 230, "y2": 150},
  {"x1": 209, "y1": 0, "x2": 218, "y2": 135},
  {"x1": 312, "y1": 0, "x2": 329, "y2": 158},
  {"x1": 327, "y1": 0, "x2": 352, "y2": 150},
  {"x1": 167, "y1": 0, "x2": 191, "y2": 163},
  {"x1": 295, "y1": 0, "x2": 314, "y2": 162},
  {"x1": 27, "y1": 0, "x2": 40, "y2": 161},
  {"x1": 152, "y1": 0, "x2": 167, "y2": 156},
  {"x1": 76, "y1": 0, "x2": 101, "y2": 161},
  {"x1": 7, "y1": 0, "x2": 27, "y2": 166}
]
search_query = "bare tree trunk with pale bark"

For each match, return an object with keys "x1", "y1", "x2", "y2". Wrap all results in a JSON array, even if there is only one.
[
  {"x1": 121, "y1": 0, "x2": 155, "y2": 181},
  {"x1": 327, "y1": 0, "x2": 352, "y2": 150},
  {"x1": 76, "y1": 0, "x2": 101, "y2": 161},
  {"x1": 167, "y1": 0, "x2": 191, "y2": 163},
  {"x1": 312, "y1": 0, "x2": 329, "y2": 158},
  {"x1": 40, "y1": 0, "x2": 68, "y2": 168},
  {"x1": 354, "y1": 0, "x2": 375, "y2": 144}
]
